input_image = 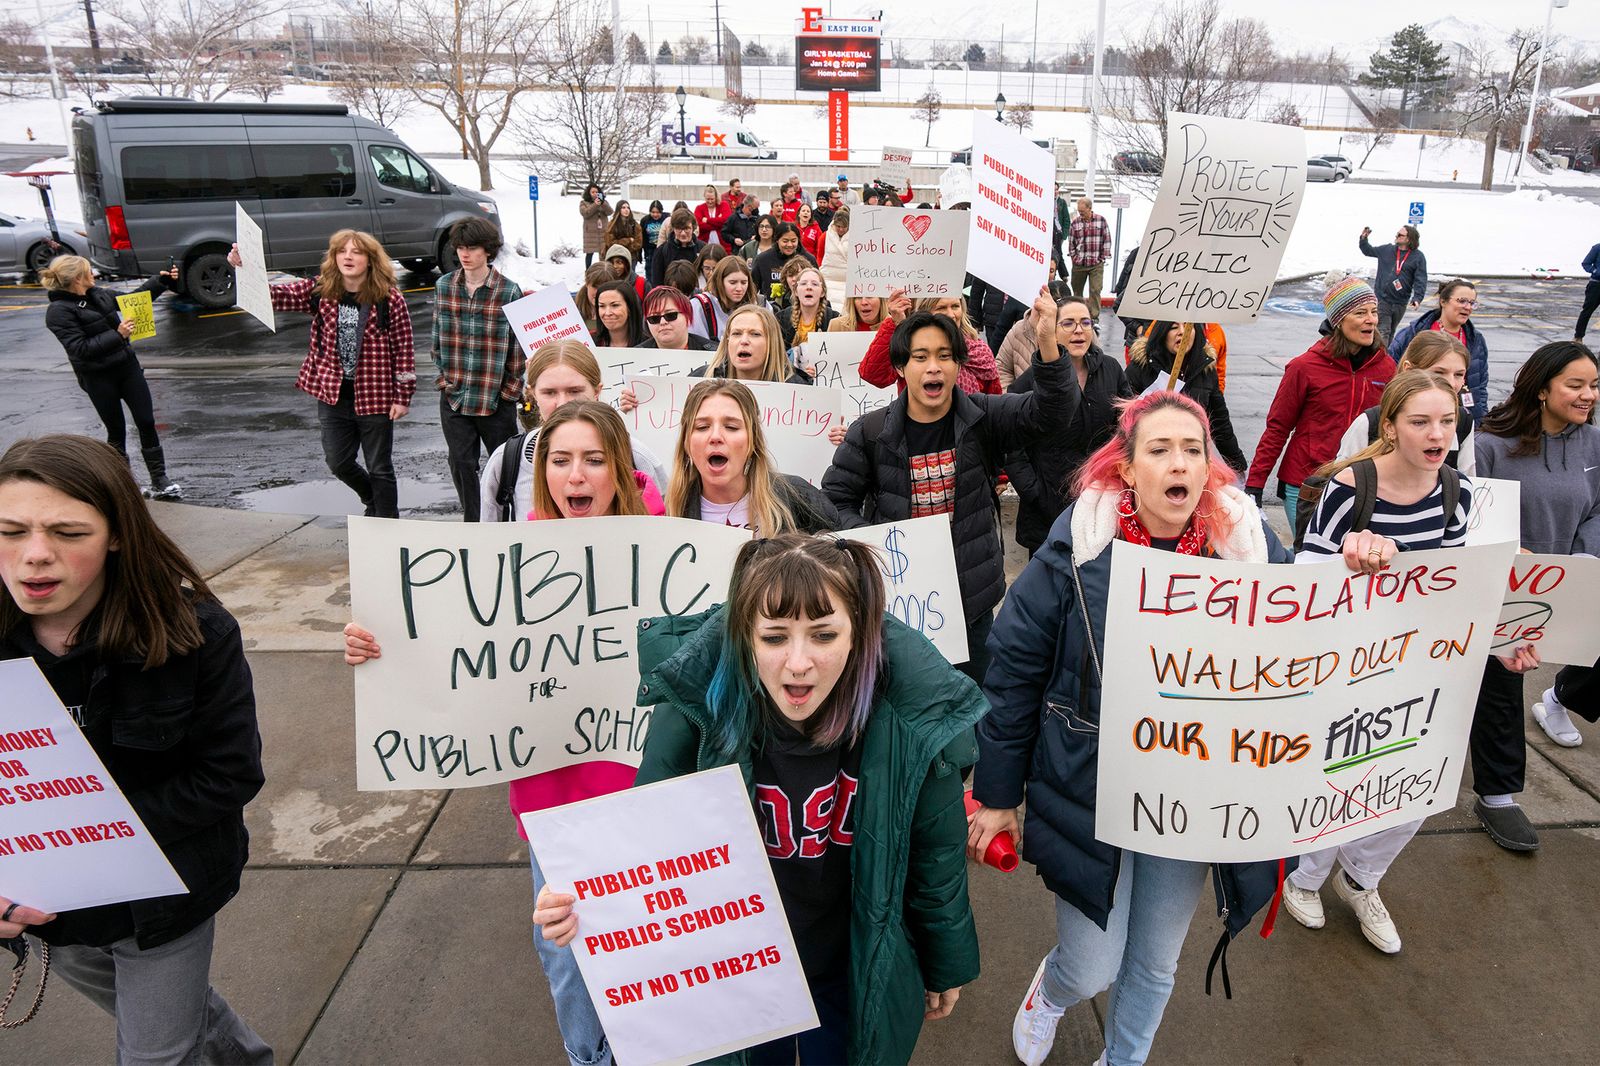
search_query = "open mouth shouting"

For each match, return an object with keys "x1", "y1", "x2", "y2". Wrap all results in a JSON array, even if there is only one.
[
  {"x1": 18, "y1": 577, "x2": 62, "y2": 601},
  {"x1": 563, "y1": 493, "x2": 596, "y2": 517},
  {"x1": 1422, "y1": 445, "x2": 1446, "y2": 465},
  {"x1": 780, "y1": 682, "x2": 815, "y2": 709},
  {"x1": 1163, "y1": 483, "x2": 1191, "y2": 505}
]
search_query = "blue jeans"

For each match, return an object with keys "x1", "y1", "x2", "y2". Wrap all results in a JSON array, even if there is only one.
[
  {"x1": 1283, "y1": 483, "x2": 1301, "y2": 536},
  {"x1": 530, "y1": 848, "x2": 613, "y2": 1066},
  {"x1": 1041, "y1": 852, "x2": 1209, "y2": 1066}
]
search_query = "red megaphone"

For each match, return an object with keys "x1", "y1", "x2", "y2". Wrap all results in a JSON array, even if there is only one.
[{"x1": 964, "y1": 792, "x2": 1019, "y2": 873}]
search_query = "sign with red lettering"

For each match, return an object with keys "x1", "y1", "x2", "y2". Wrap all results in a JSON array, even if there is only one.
[
  {"x1": 796, "y1": 11, "x2": 881, "y2": 92},
  {"x1": 1493, "y1": 552, "x2": 1600, "y2": 666},
  {"x1": 1094, "y1": 540, "x2": 1516, "y2": 862},
  {"x1": 838, "y1": 516, "x2": 969, "y2": 664},
  {"x1": 967, "y1": 115, "x2": 1056, "y2": 304},
  {"x1": 503, "y1": 285, "x2": 595, "y2": 356},
  {"x1": 524, "y1": 765, "x2": 817, "y2": 1066},
  {"x1": 827, "y1": 90, "x2": 849, "y2": 161},
  {"x1": 0, "y1": 658, "x2": 186, "y2": 912}
]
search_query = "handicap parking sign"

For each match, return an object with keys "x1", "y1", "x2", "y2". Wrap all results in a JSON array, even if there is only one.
[
  {"x1": 528, "y1": 175, "x2": 540, "y2": 201},
  {"x1": 1408, "y1": 201, "x2": 1424, "y2": 224}
]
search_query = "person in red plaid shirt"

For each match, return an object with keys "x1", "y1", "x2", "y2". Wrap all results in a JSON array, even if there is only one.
[
  {"x1": 229, "y1": 230, "x2": 415, "y2": 517},
  {"x1": 433, "y1": 218, "x2": 525, "y2": 521},
  {"x1": 1067, "y1": 198, "x2": 1112, "y2": 320}
]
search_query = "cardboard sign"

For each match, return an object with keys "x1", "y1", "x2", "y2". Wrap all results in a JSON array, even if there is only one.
[
  {"x1": 505, "y1": 286, "x2": 595, "y2": 356},
  {"x1": 839, "y1": 516, "x2": 969, "y2": 663},
  {"x1": 0, "y1": 658, "x2": 187, "y2": 912},
  {"x1": 233, "y1": 202, "x2": 275, "y2": 332},
  {"x1": 1119, "y1": 113, "x2": 1307, "y2": 323},
  {"x1": 116, "y1": 290, "x2": 155, "y2": 341},
  {"x1": 524, "y1": 765, "x2": 817, "y2": 1066},
  {"x1": 1095, "y1": 540, "x2": 1516, "y2": 863},
  {"x1": 1493, "y1": 553, "x2": 1600, "y2": 666},
  {"x1": 845, "y1": 206, "x2": 970, "y2": 298},
  {"x1": 599, "y1": 347, "x2": 706, "y2": 406},
  {"x1": 877, "y1": 146, "x2": 913, "y2": 192},
  {"x1": 967, "y1": 116, "x2": 1056, "y2": 304},
  {"x1": 797, "y1": 332, "x2": 895, "y2": 424},
  {"x1": 348, "y1": 516, "x2": 750, "y2": 790},
  {"x1": 1462, "y1": 477, "x2": 1520, "y2": 547},
  {"x1": 624, "y1": 375, "x2": 844, "y2": 488}
]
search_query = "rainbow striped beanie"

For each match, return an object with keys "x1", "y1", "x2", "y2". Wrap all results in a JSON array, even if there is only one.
[{"x1": 1323, "y1": 274, "x2": 1376, "y2": 326}]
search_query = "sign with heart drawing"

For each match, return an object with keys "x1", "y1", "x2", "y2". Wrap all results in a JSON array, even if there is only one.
[{"x1": 845, "y1": 205, "x2": 970, "y2": 298}]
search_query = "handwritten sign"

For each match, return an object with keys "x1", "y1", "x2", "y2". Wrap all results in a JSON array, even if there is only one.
[
  {"x1": 524, "y1": 765, "x2": 816, "y2": 1066},
  {"x1": 116, "y1": 290, "x2": 155, "y2": 341},
  {"x1": 876, "y1": 145, "x2": 913, "y2": 192},
  {"x1": 846, "y1": 205, "x2": 970, "y2": 298},
  {"x1": 798, "y1": 333, "x2": 895, "y2": 424},
  {"x1": 624, "y1": 375, "x2": 844, "y2": 487},
  {"x1": 505, "y1": 286, "x2": 595, "y2": 357},
  {"x1": 1119, "y1": 113, "x2": 1307, "y2": 324},
  {"x1": 0, "y1": 658, "x2": 187, "y2": 912},
  {"x1": 1095, "y1": 540, "x2": 1516, "y2": 862},
  {"x1": 1493, "y1": 552, "x2": 1600, "y2": 666},
  {"x1": 348, "y1": 516, "x2": 750, "y2": 790},
  {"x1": 1462, "y1": 476, "x2": 1520, "y2": 547},
  {"x1": 839, "y1": 516, "x2": 969, "y2": 663},
  {"x1": 967, "y1": 116, "x2": 1055, "y2": 304},
  {"x1": 233, "y1": 202, "x2": 275, "y2": 332},
  {"x1": 599, "y1": 347, "x2": 705, "y2": 406}
]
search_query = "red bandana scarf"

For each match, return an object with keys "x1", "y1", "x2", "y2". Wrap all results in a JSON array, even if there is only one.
[{"x1": 1116, "y1": 489, "x2": 1208, "y2": 555}]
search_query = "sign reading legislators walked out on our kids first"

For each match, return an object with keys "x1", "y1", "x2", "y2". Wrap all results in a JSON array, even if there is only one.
[{"x1": 524, "y1": 765, "x2": 818, "y2": 1066}]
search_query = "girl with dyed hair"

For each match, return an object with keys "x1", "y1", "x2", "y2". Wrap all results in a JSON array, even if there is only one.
[
  {"x1": 972, "y1": 390, "x2": 1291, "y2": 1066},
  {"x1": 535, "y1": 533, "x2": 983, "y2": 1064}
]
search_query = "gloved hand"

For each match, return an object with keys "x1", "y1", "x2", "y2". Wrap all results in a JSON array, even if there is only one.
[{"x1": 1245, "y1": 486, "x2": 1263, "y2": 507}]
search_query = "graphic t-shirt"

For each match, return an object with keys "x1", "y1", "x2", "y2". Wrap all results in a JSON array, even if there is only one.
[
  {"x1": 336, "y1": 296, "x2": 362, "y2": 378},
  {"x1": 700, "y1": 494, "x2": 752, "y2": 529},
  {"x1": 905, "y1": 408, "x2": 957, "y2": 517},
  {"x1": 754, "y1": 716, "x2": 862, "y2": 979}
]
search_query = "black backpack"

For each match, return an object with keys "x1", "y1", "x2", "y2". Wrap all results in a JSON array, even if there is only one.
[
  {"x1": 1293, "y1": 457, "x2": 1459, "y2": 552},
  {"x1": 494, "y1": 431, "x2": 534, "y2": 521}
]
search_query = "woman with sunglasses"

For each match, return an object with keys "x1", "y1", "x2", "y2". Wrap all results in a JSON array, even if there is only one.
[{"x1": 638, "y1": 285, "x2": 717, "y2": 352}]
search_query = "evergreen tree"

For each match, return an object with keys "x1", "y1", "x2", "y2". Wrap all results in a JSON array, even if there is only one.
[{"x1": 1361, "y1": 24, "x2": 1451, "y2": 120}]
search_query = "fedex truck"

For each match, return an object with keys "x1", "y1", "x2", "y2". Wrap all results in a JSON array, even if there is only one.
[{"x1": 659, "y1": 120, "x2": 776, "y2": 160}]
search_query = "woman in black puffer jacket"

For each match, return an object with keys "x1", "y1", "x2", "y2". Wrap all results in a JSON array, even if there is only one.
[
  {"x1": 1126, "y1": 322, "x2": 1247, "y2": 473},
  {"x1": 41, "y1": 256, "x2": 181, "y2": 498}
]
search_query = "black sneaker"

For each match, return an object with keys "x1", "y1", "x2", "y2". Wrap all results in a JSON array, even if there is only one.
[{"x1": 1474, "y1": 799, "x2": 1539, "y2": 852}]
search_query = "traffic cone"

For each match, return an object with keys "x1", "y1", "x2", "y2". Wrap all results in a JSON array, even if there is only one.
[{"x1": 963, "y1": 792, "x2": 1019, "y2": 872}]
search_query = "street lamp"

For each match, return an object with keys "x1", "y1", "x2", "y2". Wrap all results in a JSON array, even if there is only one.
[
  {"x1": 995, "y1": 92, "x2": 1006, "y2": 123},
  {"x1": 675, "y1": 85, "x2": 688, "y2": 159}
]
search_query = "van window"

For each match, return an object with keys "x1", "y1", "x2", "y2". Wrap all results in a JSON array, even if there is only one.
[
  {"x1": 737, "y1": 132, "x2": 756, "y2": 148},
  {"x1": 368, "y1": 145, "x2": 438, "y2": 194},
  {"x1": 121, "y1": 145, "x2": 256, "y2": 204},
  {"x1": 74, "y1": 129, "x2": 102, "y2": 208},
  {"x1": 252, "y1": 143, "x2": 357, "y2": 199}
]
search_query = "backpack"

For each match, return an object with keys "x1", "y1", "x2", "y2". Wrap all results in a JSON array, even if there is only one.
[
  {"x1": 1293, "y1": 457, "x2": 1460, "y2": 552},
  {"x1": 494, "y1": 431, "x2": 534, "y2": 521},
  {"x1": 691, "y1": 292, "x2": 720, "y2": 341}
]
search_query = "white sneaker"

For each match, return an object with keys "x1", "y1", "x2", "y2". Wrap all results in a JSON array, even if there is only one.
[
  {"x1": 1013, "y1": 955, "x2": 1066, "y2": 1066},
  {"x1": 1534, "y1": 688, "x2": 1583, "y2": 747},
  {"x1": 1281, "y1": 880, "x2": 1326, "y2": 929},
  {"x1": 1333, "y1": 870, "x2": 1401, "y2": 954}
]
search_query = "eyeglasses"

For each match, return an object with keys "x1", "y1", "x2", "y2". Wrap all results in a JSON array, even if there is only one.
[
  {"x1": 1057, "y1": 319, "x2": 1097, "y2": 332},
  {"x1": 645, "y1": 311, "x2": 682, "y2": 325},
  {"x1": 1450, "y1": 298, "x2": 1477, "y2": 308}
]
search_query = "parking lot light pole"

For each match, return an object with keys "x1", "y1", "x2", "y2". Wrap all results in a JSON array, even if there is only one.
[{"x1": 676, "y1": 85, "x2": 689, "y2": 160}]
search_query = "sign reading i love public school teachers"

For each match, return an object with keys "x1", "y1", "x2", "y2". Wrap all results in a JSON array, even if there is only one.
[{"x1": 846, "y1": 205, "x2": 970, "y2": 298}]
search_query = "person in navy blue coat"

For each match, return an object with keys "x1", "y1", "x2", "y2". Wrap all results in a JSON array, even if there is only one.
[{"x1": 1390, "y1": 278, "x2": 1491, "y2": 424}]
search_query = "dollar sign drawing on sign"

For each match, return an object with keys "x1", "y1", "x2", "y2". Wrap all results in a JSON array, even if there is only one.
[{"x1": 884, "y1": 527, "x2": 910, "y2": 586}]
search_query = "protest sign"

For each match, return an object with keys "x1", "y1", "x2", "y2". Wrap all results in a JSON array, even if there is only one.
[
  {"x1": 967, "y1": 116, "x2": 1055, "y2": 304},
  {"x1": 845, "y1": 206, "x2": 970, "y2": 298},
  {"x1": 1119, "y1": 113, "x2": 1307, "y2": 324},
  {"x1": 624, "y1": 375, "x2": 844, "y2": 487},
  {"x1": 877, "y1": 145, "x2": 913, "y2": 192},
  {"x1": 233, "y1": 202, "x2": 275, "y2": 331},
  {"x1": 0, "y1": 658, "x2": 186, "y2": 912},
  {"x1": 1462, "y1": 476, "x2": 1520, "y2": 547},
  {"x1": 1492, "y1": 552, "x2": 1600, "y2": 666},
  {"x1": 840, "y1": 516, "x2": 969, "y2": 663},
  {"x1": 1095, "y1": 540, "x2": 1516, "y2": 863},
  {"x1": 348, "y1": 516, "x2": 750, "y2": 790},
  {"x1": 524, "y1": 765, "x2": 816, "y2": 1066},
  {"x1": 598, "y1": 347, "x2": 705, "y2": 406},
  {"x1": 504, "y1": 286, "x2": 594, "y2": 357},
  {"x1": 798, "y1": 332, "x2": 895, "y2": 423},
  {"x1": 116, "y1": 290, "x2": 155, "y2": 341}
]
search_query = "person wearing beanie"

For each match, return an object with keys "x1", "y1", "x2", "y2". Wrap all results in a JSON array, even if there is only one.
[
  {"x1": 604, "y1": 243, "x2": 645, "y2": 301},
  {"x1": 1246, "y1": 274, "x2": 1396, "y2": 531}
]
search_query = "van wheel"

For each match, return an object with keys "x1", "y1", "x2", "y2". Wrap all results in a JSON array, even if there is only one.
[
  {"x1": 436, "y1": 239, "x2": 459, "y2": 274},
  {"x1": 185, "y1": 251, "x2": 236, "y2": 309},
  {"x1": 401, "y1": 258, "x2": 437, "y2": 274}
]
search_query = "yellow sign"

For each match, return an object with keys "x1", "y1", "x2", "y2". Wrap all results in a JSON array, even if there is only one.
[{"x1": 116, "y1": 290, "x2": 155, "y2": 341}]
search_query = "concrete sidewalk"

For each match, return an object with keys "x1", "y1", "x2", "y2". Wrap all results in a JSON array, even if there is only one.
[{"x1": 8, "y1": 502, "x2": 1600, "y2": 1065}]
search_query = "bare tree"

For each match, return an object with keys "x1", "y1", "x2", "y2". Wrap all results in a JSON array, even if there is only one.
[
  {"x1": 1006, "y1": 101, "x2": 1035, "y2": 133},
  {"x1": 334, "y1": 0, "x2": 415, "y2": 127},
  {"x1": 100, "y1": 0, "x2": 278, "y2": 100},
  {"x1": 1266, "y1": 101, "x2": 1304, "y2": 126},
  {"x1": 1458, "y1": 29, "x2": 1545, "y2": 190},
  {"x1": 0, "y1": 20, "x2": 44, "y2": 99},
  {"x1": 678, "y1": 35, "x2": 710, "y2": 65},
  {"x1": 1348, "y1": 107, "x2": 1401, "y2": 168},
  {"x1": 392, "y1": 0, "x2": 548, "y2": 190},
  {"x1": 234, "y1": 54, "x2": 283, "y2": 102},
  {"x1": 518, "y1": 0, "x2": 668, "y2": 191},
  {"x1": 912, "y1": 86, "x2": 942, "y2": 146},
  {"x1": 720, "y1": 90, "x2": 758, "y2": 122}
]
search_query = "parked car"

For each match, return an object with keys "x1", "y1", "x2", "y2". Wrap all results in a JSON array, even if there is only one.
[
  {"x1": 1112, "y1": 150, "x2": 1163, "y2": 175},
  {"x1": 0, "y1": 210, "x2": 89, "y2": 275},
  {"x1": 1306, "y1": 158, "x2": 1340, "y2": 182},
  {"x1": 1316, "y1": 154, "x2": 1353, "y2": 178},
  {"x1": 72, "y1": 98, "x2": 498, "y2": 308}
]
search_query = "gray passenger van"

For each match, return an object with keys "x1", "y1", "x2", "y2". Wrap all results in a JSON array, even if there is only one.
[{"x1": 72, "y1": 99, "x2": 498, "y2": 307}]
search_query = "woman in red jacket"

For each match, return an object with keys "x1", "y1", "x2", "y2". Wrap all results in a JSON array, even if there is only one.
[
  {"x1": 694, "y1": 184, "x2": 731, "y2": 248},
  {"x1": 1246, "y1": 275, "x2": 1395, "y2": 532},
  {"x1": 797, "y1": 202, "x2": 826, "y2": 263}
]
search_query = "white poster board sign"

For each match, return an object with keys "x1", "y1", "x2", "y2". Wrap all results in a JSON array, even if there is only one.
[
  {"x1": 233, "y1": 202, "x2": 275, "y2": 332},
  {"x1": 846, "y1": 206, "x2": 971, "y2": 298},
  {"x1": 840, "y1": 516, "x2": 969, "y2": 663},
  {"x1": 877, "y1": 145, "x2": 913, "y2": 192},
  {"x1": 798, "y1": 333, "x2": 896, "y2": 424},
  {"x1": 505, "y1": 286, "x2": 595, "y2": 357},
  {"x1": 599, "y1": 347, "x2": 706, "y2": 406},
  {"x1": 0, "y1": 658, "x2": 187, "y2": 912},
  {"x1": 524, "y1": 765, "x2": 817, "y2": 1066},
  {"x1": 1462, "y1": 476, "x2": 1520, "y2": 547},
  {"x1": 624, "y1": 376, "x2": 844, "y2": 487},
  {"x1": 1095, "y1": 540, "x2": 1516, "y2": 863},
  {"x1": 967, "y1": 116, "x2": 1055, "y2": 304},
  {"x1": 1493, "y1": 552, "x2": 1600, "y2": 666},
  {"x1": 348, "y1": 516, "x2": 750, "y2": 790},
  {"x1": 1119, "y1": 113, "x2": 1308, "y2": 323}
]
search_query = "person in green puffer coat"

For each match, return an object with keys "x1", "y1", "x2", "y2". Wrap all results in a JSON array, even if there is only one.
[{"x1": 536, "y1": 534, "x2": 982, "y2": 1065}]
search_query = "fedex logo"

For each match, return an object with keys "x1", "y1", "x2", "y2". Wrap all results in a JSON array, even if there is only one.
[{"x1": 661, "y1": 124, "x2": 727, "y2": 147}]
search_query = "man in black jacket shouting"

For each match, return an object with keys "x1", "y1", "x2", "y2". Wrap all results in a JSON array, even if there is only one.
[{"x1": 823, "y1": 288, "x2": 1077, "y2": 682}]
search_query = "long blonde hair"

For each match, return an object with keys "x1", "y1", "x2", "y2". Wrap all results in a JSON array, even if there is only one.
[
  {"x1": 915, "y1": 295, "x2": 977, "y2": 339},
  {"x1": 1397, "y1": 331, "x2": 1469, "y2": 375},
  {"x1": 838, "y1": 295, "x2": 884, "y2": 331},
  {"x1": 518, "y1": 339, "x2": 604, "y2": 430},
  {"x1": 706, "y1": 305, "x2": 792, "y2": 382},
  {"x1": 1312, "y1": 370, "x2": 1460, "y2": 482},
  {"x1": 532, "y1": 401, "x2": 646, "y2": 519},
  {"x1": 319, "y1": 229, "x2": 396, "y2": 305},
  {"x1": 39, "y1": 255, "x2": 93, "y2": 292},
  {"x1": 667, "y1": 379, "x2": 797, "y2": 536}
]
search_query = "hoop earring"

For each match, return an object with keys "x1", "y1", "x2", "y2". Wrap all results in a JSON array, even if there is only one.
[
  {"x1": 1193, "y1": 489, "x2": 1217, "y2": 520},
  {"x1": 1117, "y1": 488, "x2": 1140, "y2": 518}
]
